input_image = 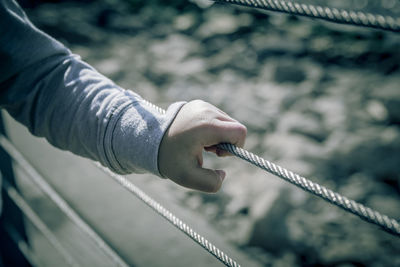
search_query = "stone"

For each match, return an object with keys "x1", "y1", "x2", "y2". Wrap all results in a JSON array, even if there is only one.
[
  {"x1": 277, "y1": 111, "x2": 328, "y2": 142},
  {"x1": 197, "y1": 11, "x2": 253, "y2": 38},
  {"x1": 247, "y1": 187, "x2": 294, "y2": 254},
  {"x1": 366, "y1": 100, "x2": 388, "y2": 122},
  {"x1": 173, "y1": 13, "x2": 197, "y2": 31},
  {"x1": 273, "y1": 63, "x2": 307, "y2": 84}
]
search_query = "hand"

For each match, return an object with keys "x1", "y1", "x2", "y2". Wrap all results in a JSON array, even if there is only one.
[{"x1": 159, "y1": 100, "x2": 247, "y2": 193}]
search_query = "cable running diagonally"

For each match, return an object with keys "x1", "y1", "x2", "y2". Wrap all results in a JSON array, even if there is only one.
[
  {"x1": 1, "y1": 179, "x2": 79, "y2": 267},
  {"x1": 218, "y1": 143, "x2": 400, "y2": 237},
  {"x1": 0, "y1": 134, "x2": 240, "y2": 267},
  {"x1": 3, "y1": 94, "x2": 399, "y2": 266},
  {"x1": 3, "y1": 222, "x2": 41, "y2": 266},
  {"x1": 212, "y1": 0, "x2": 400, "y2": 32},
  {"x1": 143, "y1": 99, "x2": 400, "y2": 237},
  {"x1": 0, "y1": 135, "x2": 129, "y2": 267},
  {"x1": 97, "y1": 164, "x2": 242, "y2": 267}
]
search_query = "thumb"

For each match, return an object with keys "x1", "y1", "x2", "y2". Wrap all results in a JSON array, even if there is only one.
[{"x1": 187, "y1": 166, "x2": 226, "y2": 193}]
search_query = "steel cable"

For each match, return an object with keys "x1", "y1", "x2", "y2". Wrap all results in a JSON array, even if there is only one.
[
  {"x1": 0, "y1": 134, "x2": 241, "y2": 267},
  {"x1": 217, "y1": 143, "x2": 400, "y2": 237},
  {"x1": 2, "y1": 222, "x2": 41, "y2": 266},
  {"x1": 144, "y1": 99, "x2": 400, "y2": 237},
  {"x1": 2, "y1": 93, "x2": 399, "y2": 267},
  {"x1": 0, "y1": 135, "x2": 129, "y2": 267},
  {"x1": 97, "y1": 164, "x2": 242, "y2": 267},
  {"x1": 212, "y1": 0, "x2": 400, "y2": 32},
  {"x1": 1, "y1": 179, "x2": 79, "y2": 267}
]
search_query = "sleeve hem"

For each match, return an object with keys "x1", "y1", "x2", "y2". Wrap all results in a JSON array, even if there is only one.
[
  {"x1": 154, "y1": 102, "x2": 186, "y2": 178},
  {"x1": 105, "y1": 96, "x2": 185, "y2": 176}
]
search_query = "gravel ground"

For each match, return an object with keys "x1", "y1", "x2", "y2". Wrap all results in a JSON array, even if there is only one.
[{"x1": 23, "y1": 0, "x2": 400, "y2": 266}]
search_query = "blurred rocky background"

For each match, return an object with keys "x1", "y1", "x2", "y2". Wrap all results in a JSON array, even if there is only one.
[{"x1": 18, "y1": 0, "x2": 400, "y2": 266}]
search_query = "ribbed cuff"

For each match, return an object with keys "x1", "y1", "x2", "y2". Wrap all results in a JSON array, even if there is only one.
[{"x1": 104, "y1": 95, "x2": 185, "y2": 176}]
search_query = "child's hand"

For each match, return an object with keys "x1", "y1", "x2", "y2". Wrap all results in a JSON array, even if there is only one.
[{"x1": 159, "y1": 100, "x2": 247, "y2": 193}]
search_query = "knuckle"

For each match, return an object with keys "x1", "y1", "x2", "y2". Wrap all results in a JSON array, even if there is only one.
[
  {"x1": 238, "y1": 124, "x2": 247, "y2": 137},
  {"x1": 207, "y1": 117, "x2": 219, "y2": 127},
  {"x1": 193, "y1": 100, "x2": 215, "y2": 116},
  {"x1": 197, "y1": 113, "x2": 217, "y2": 130},
  {"x1": 190, "y1": 99, "x2": 206, "y2": 107}
]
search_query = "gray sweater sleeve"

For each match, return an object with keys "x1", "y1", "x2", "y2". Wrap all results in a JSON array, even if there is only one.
[{"x1": 0, "y1": 0, "x2": 185, "y2": 176}]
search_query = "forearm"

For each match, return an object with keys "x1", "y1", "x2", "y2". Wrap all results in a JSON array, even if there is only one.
[
  {"x1": 0, "y1": 0, "x2": 248, "y2": 193},
  {"x1": 2, "y1": 52, "x2": 185, "y2": 175},
  {"x1": 0, "y1": 0, "x2": 185, "y2": 175}
]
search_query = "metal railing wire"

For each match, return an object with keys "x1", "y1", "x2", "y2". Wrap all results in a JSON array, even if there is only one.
[
  {"x1": 1, "y1": 91, "x2": 400, "y2": 267},
  {"x1": 0, "y1": 135, "x2": 129, "y2": 267},
  {"x1": 1, "y1": 95, "x2": 399, "y2": 267},
  {"x1": 97, "y1": 164, "x2": 242, "y2": 267},
  {"x1": 0, "y1": 2, "x2": 398, "y2": 266},
  {"x1": 0, "y1": 134, "x2": 241, "y2": 267},
  {"x1": 212, "y1": 0, "x2": 400, "y2": 32},
  {"x1": 143, "y1": 99, "x2": 400, "y2": 237},
  {"x1": 218, "y1": 143, "x2": 400, "y2": 237},
  {"x1": 2, "y1": 221, "x2": 41, "y2": 266},
  {"x1": 1, "y1": 178, "x2": 79, "y2": 267}
]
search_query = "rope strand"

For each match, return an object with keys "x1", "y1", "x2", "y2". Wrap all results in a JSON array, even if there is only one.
[
  {"x1": 97, "y1": 164, "x2": 241, "y2": 267},
  {"x1": 0, "y1": 134, "x2": 241, "y2": 267},
  {"x1": 217, "y1": 143, "x2": 400, "y2": 237},
  {"x1": 213, "y1": 0, "x2": 400, "y2": 32},
  {"x1": 0, "y1": 135, "x2": 129, "y2": 267},
  {"x1": 143, "y1": 99, "x2": 400, "y2": 237},
  {"x1": 1, "y1": 93, "x2": 399, "y2": 267},
  {"x1": 1, "y1": 179, "x2": 80, "y2": 267}
]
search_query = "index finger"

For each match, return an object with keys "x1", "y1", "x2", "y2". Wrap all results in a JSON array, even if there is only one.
[{"x1": 201, "y1": 119, "x2": 247, "y2": 152}]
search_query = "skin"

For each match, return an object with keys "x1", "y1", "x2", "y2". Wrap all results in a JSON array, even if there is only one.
[{"x1": 159, "y1": 100, "x2": 247, "y2": 193}]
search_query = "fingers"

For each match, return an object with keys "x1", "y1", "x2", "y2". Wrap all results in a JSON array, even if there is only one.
[
  {"x1": 162, "y1": 149, "x2": 226, "y2": 193},
  {"x1": 204, "y1": 120, "x2": 246, "y2": 145},
  {"x1": 202, "y1": 120, "x2": 247, "y2": 156},
  {"x1": 178, "y1": 153, "x2": 226, "y2": 193},
  {"x1": 205, "y1": 145, "x2": 231, "y2": 157},
  {"x1": 159, "y1": 99, "x2": 247, "y2": 193}
]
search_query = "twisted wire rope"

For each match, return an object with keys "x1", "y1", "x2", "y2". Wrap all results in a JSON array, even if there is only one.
[
  {"x1": 97, "y1": 164, "x2": 241, "y2": 267},
  {"x1": 217, "y1": 143, "x2": 400, "y2": 237},
  {"x1": 1, "y1": 179, "x2": 79, "y2": 267},
  {"x1": 144, "y1": 99, "x2": 400, "y2": 237},
  {"x1": 213, "y1": 0, "x2": 400, "y2": 32},
  {"x1": 0, "y1": 133, "x2": 240, "y2": 267},
  {"x1": 0, "y1": 3, "x2": 397, "y2": 265},
  {"x1": 2, "y1": 93, "x2": 399, "y2": 267},
  {"x1": 3, "y1": 222, "x2": 41, "y2": 266},
  {"x1": 0, "y1": 135, "x2": 129, "y2": 267}
]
